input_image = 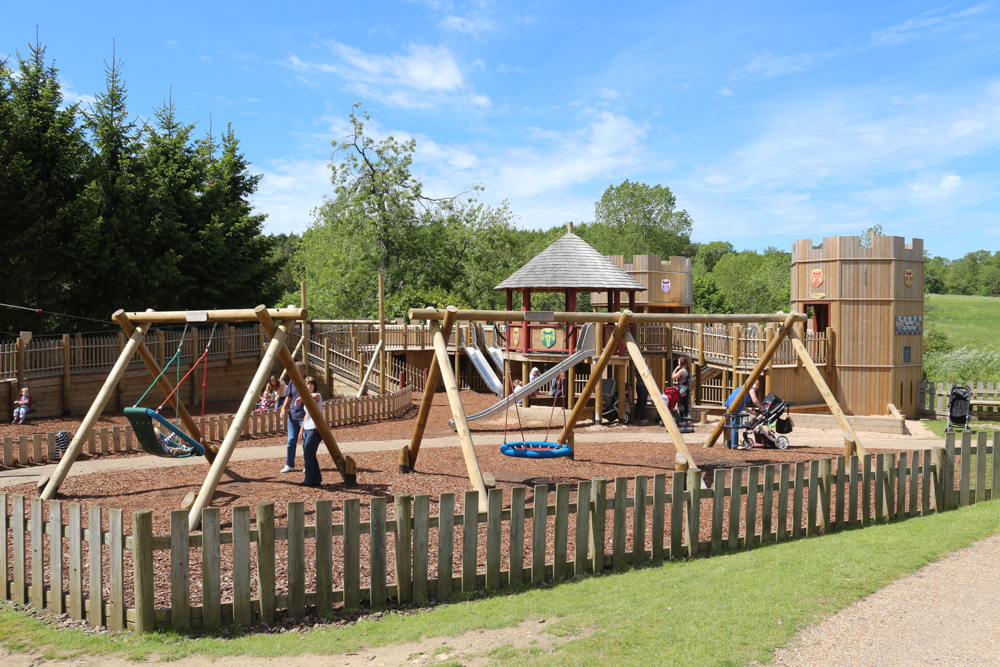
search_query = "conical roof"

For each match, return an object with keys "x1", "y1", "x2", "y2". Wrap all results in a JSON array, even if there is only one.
[{"x1": 495, "y1": 233, "x2": 646, "y2": 292}]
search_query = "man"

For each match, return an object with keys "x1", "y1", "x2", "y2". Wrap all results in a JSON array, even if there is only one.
[{"x1": 279, "y1": 362, "x2": 309, "y2": 473}]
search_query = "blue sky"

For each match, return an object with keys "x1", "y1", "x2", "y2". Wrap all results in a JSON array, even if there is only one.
[{"x1": 4, "y1": 1, "x2": 999, "y2": 259}]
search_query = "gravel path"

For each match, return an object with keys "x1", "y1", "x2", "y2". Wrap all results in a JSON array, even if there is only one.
[{"x1": 770, "y1": 532, "x2": 1000, "y2": 666}]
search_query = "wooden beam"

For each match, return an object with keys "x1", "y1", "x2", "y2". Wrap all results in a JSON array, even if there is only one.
[
  {"x1": 357, "y1": 340, "x2": 383, "y2": 398},
  {"x1": 187, "y1": 319, "x2": 289, "y2": 530},
  {"x1": 623, "y1": 332, "x2": 698, "y2": 470},
  {"x1": 431, "y1": 319, "x2": 489, "y2": 512},
  {"x1": 786, "y1": 327, "x2": 866, "y2": 458},
  {"x1": 258, "y1": 309, "x2": 356, "y2": 482},
  {"x1": 379, "y1": 272, "x2": 386, "y2": 395},
  {"x1": 113, "y1": 312, "x2": 205, "y2": 451},
  {"x1": 408, "y1": 308, "x2": 806, "y2": 325},
  {"x1": 124, "y1": 307, "x2": 304, "y2": 325},
  {"x1": 558, "y1": 310, "x2": 633, "y2": 445},
  {"x1": 705, "y1": 311, "x2": 800, "y2": 448},
  {"x1": 402, "y1": 306, "x2": 457, "y2": 472},
  {"x1": 39, "y1": 324, "x2": 148, "y2": 499},
  {"x1": 278, "y1": 336, "x2": 305, "y2": 384}
]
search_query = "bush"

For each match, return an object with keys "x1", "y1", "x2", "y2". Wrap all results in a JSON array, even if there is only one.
[
  {"x1": 923, "y1": 346, "x2": 1000, "y2": 385},
  {"x1": 924, "y1": 327, "x2": 954, "y2": 355}
]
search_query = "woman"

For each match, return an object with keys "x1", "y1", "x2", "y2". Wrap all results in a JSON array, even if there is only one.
[
  {"x1": 257, "y1": 374, "x2": 287, "y2": 413},
  {"x1": 293, "y1": 376, "x2": 323, "y2": 487},
  {"x1": 671, "y1": 357, "x2": 692, "y2": 418}
]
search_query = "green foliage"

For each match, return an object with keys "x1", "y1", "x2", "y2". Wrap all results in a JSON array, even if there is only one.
[
  {"x1": 923, "y1": 346, "x2": 1000, "y2": 384},
  {"x1": 0, "y1": 40, "x2": 280, "y2": 334},
  {"x1": 589, "y1": 179, "x2": 693, "y2": 260},
  {"x1": 923, "y1": 327, "x2": 954, "y2": 356},
  {"x1": 710, "y1": 249, "x2": 791, "y2": 314},
  {"x1": 925, "y1": 250, "x2": 1000, "y2": 297},
  {"x1": 859, "y1": 224, "x2": 884, "y2": 247},
  {"x1": 0, "y1": 39, "x2": 92, "y2": 333}
]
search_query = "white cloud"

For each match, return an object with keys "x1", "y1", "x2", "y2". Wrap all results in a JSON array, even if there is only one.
[
  {"x1": 497, "y1": 62, "x2": 523, "y2": 75},
  {"x1": 732, "y1": 51, "x2": 833, "y2": 79},
  {"x1": 59, "y1": 78, "x2": 96, "y2": 108},
  {"x1": 166, "y1": 40, "x2": 179, "y2": 48},
  {"x1": 439, "y1": 14, "x2": 494, "y2": 35},
  {"x1": 600, "y1": 88, "x2": 620, "y2": 100},
  {"x1": 869, "y1": 2, "x2": 992, "y2": 46},
  {"x1": 201, "y1": 55, "x2": 214, "y2": 64},
  {"x1": 252, "y1": 158, "x2": 332, "y2": 234},
  {"x1": 716, "y1": 87, "x2": 733, "y2": 97},
  {"x1": 286, "y1": 42, "x2": 489, "y2": 110}
]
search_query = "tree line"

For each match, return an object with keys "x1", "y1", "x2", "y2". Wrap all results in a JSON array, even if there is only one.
[{"x1": 0, "y1": 41, "x2": 282, "y2": 336}]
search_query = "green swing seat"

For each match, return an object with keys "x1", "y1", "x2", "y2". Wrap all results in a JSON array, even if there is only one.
[{"x1": 124, "y1": 407, "x2": 205, "y2": 458}]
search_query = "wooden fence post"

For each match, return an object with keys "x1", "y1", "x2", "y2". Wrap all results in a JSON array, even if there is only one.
[
  {"x1": 62, "y1": 334, "x2": 71, "y2": 416},
  {"x1": 132, "y1": 510, "x2": 155, "y2": 633}
]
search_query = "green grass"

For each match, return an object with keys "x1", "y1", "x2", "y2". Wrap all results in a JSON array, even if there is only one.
[
  {"x1": 925, "y1": 294, "x2": 1000, "y2": 352},
  {"x1": 921, "y1": 418, "x2": 1000, "y2": 439},
  {"x1": 2, "y1": 501, "x2": 1000, "y2": 666}
]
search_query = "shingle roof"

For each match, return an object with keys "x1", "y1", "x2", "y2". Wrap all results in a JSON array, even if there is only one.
[{"x1": 495, "y1": 233, "x2": 646, "y2": 292}]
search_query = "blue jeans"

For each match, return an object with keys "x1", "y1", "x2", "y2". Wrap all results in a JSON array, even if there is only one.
[
  {"x1": 302, "y1": 429, "x2": 322, "y2": 486},
  {"x1": 285, "y1": 417, "x2": 303, "y2": 468}
]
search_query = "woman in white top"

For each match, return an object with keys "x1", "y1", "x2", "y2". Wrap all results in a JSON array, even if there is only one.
[{"x1": 294, "y1": 376, "x2": 323, "y2": 487}]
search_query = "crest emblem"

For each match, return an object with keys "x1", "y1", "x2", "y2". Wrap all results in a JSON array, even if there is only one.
[
  {"x1": 540, "y1": 327, "x2": 557, "y2": 348},
  {"x1": 811, "y1": 269, "x2": 824, "y2": 288},
  {"x1": 904, "y1": 268, "x2": 914, "y2": 287},
  {"x1": 660, "y1": 278, "x2": 672, "y2": 293},
  {"x1": 510, "y1": 328, "x2": 520, "y2": 348}
]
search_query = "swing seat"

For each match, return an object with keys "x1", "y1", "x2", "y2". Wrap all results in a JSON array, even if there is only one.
[
  {"x1": 125, "y1": 407, "x2": 205, "y2": 458},
  {"x1": 500, "y1": 440, "x2": 572, "y2": 459}
]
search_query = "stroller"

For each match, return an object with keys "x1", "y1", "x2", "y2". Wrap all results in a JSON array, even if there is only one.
[
  {"x1": 661, "y1": 386, "x2": 694, "y2": 432},
  {"x1": 944, "y1": 385, "x2": 972, "y2": 433},
  {"x1": 737, "y1": 392, "x2": 794, "y2": 450},
  {"x1": 600, "y1": 378, "x2": 628, "y2": 424}
]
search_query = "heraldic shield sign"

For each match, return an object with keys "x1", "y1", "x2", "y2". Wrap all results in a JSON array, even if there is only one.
[
  {"x1": 811, "y1": 268, "x2": 824, "y2": 288},
  {"x1": 904, "y1": 268, "x2": 914, "y2": 287},
  {"x1": 660, "y1": 278, "x2": 672, "y2": 293},
  {"x1": 540, "y1": 327, "x2": 557, "y2": 348}
]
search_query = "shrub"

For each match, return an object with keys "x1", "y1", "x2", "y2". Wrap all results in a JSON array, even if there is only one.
[{"x1": 923, "y1": 346, "x2": 1000, "y2": 385}]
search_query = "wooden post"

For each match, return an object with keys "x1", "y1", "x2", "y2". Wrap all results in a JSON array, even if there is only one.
[
  {"x1": 763, "y1": 325, "x2": 773, "y2": 395},
  {"x1": 521, "y1": 358, "x2": 530, "y2": 408},
  {"x1": 593, "y1": 322, "x2": 603, "y2": 424},
  {"x1": 62, "y1": 334, "x2": 71, "y2": 416},
  {"x1": 190, "y1": 327, "x2": 199, "y2": 405},
  {"x1": 825, "y1": 326, "x2": 835, "y2": 373},
  {"x1": 300, "y1": 281, "x2": 308, "y2": 365},
  {"x1": 357, "y1": 340, "x2": 383, "y2": 398},
  {"x1": 379, "y1": 272, "x2": 386, "y2": 395},
  {"x1": 258, "y1": 309, "x2": 356, "y2": 485},
  {"x1": 113, "y1": 313, "x2": 204, "y2": 450},
  {"x1": 558, "y1": 311, "x2": 633, "y2": 445},
  {"x1": 39, "y1": 324, "x2": 148, "y2": 500},
  {"x1": 431, "y1": 318, "x2": 489, "y2": 512},
  {"x1": 697, "y1": 323, "x2": 705, "y2": 367},
  {"x1": 624, "y1": 332, "x2": 699, "y2": 471},
  {"x1": 706, "y1": 311, "x2": 800, "y2": 448},
  {"x1": 324, "y1": 339, "x2": 331, "y2": 394},
  {"x1": 14, "y1": 337, "x2": 24, "y2": 395},
  {"x1": 402, "y1": 308, "x2": 457, "y2": 472},
  {"x1": 187, "y1": 318, "x2": 290, "y2": 530},
  {"x1": 132, "y1": 510, "x2": 155, "y2": 634},
  {"x1": 786, "y1": 327, "x2": 866, "y2": 457},
  {"x1": 616, "y1": 364, "x2": 626, "y2": 421},
  {"x1": 228, "y1": 325, "x2": 236, "y2": 365}
]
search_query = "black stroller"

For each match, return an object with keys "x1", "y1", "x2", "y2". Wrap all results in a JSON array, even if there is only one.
[
  {"x1": 737, "y1": 392, "x2": 794, "y2": 450},
  {"x1": 944, "y1": 385, "x2": 972, "y2": 433},
  {"x1": 600, "y1": 378, "x2": 628, "y2": 424}
]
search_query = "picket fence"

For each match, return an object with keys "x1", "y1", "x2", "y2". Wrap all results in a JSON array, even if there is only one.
[
  {"x1": 918, "y1": 381, "x2": 1000, "y2": 419},
  {"x1": 0, "y1": 386, "x2": 412, "y2": 469},
  {"x1": 1, "y1": 431, "x2": 996, "y2": 633}
]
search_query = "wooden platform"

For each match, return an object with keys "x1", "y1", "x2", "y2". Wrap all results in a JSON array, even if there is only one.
[{"x1": 789, "y1": 412, "x2": 906, "y2": 435}]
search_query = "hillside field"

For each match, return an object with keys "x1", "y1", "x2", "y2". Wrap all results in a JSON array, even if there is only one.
[{"x1": 925, "y1": 293, "x2": 1000, "y2": 352}]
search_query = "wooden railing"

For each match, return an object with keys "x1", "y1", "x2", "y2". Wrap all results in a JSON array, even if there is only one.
[
  {"x1": 1, "y1": 432, "x2": 993, "y2": 632},
  {"x1": 918, "y1": 381, "x2": 1000, "y2": 419},
  {"x1": 1, "y1": 386, "x2": 413, "y2": 468},
  {"x1": 661, "y1": 323, "x2": 828, "y2": 369}
]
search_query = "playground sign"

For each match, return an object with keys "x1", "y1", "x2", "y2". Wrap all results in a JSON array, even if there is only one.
[
  {"x1": 540, "y1": 327, "x2": 557, "y2": 348},
  {"x1": 660, "y1": 278, "x2": 672, "y2": 293},
  {"x1": 511, "y1": 328, "x2": 520, "y2": 348},
  {"x1": 811, "y1": 269, "x2": 824, "y2": 288},
  {"x1": 904, "y1": 268, "x2": 914, "y2": 287}
]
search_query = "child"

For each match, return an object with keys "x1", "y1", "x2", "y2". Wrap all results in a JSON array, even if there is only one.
[
  {"x1": 12, "y1": 387, "x2": 34, "y2": 424},
  {"x1": 151, "y1": 421, "x2": 194, "y2": 457},
  {"x1": 257, "y1": 374, "x2": 286, "y2": 413},
  {"x1": 294, "y1": 376, "x2": 323, "y2": 487}
]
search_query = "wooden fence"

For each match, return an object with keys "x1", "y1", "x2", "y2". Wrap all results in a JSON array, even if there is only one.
[
  {"x1": 0, "y1": 386, "x2": 412, "y2": 469},
  {"x1": 918, "y1": 381, "x2": 1000, "y2": 419},
  {"x1": 2, "y1": 431, "x2": 995, "y2": 632}
]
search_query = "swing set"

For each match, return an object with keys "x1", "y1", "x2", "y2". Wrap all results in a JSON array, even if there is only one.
[{"x1": 38, "y1": 306, "x2": 358, "y2": 531}]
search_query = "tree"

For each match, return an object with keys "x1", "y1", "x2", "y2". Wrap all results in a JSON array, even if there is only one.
[
  {"x1": 860, "y1": 224, "x2": 884, "y2": 247},
  {"x1": 588, "y1": 180, "x2": 692, "y2": 259},
  {"x1": 0, "y1": 39, "x2": 92, "y2": 334},
  {"x1": 711, "y1": 250, "x2": 791, "y2": 314}
]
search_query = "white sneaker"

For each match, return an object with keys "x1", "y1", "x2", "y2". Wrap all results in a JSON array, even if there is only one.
[{"x1": 280, "y1": 465, "x2": 295, "y2": 473}]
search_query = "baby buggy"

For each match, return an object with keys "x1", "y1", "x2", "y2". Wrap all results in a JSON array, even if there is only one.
[
  {"x1": 600, "y1": 378, "x2": 628, "y2": 424},
  {"x1": 737, "y1": 392, "x2": 794, "y2": 450},
  {"x1": 944, "y1": 385, "x2": 972, "y2": 433},
  {"x1": 661, "y1": 386, "x2": 694, "y2": 432}
]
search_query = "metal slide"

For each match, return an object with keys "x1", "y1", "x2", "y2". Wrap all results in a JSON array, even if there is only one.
[
  {"x1": 450, "y1": 324, "x2": 596, "y2": 430},
  {"x1": 461, "y1": 328, "x2": 506, "y2": 396},
  {"x1": 485, "y1": 325, "x2": 505, "y2": 372}
]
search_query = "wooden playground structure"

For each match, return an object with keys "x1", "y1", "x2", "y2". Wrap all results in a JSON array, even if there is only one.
[
  {"x1": 402, "y1": 305, "x2": 865, "y2": 510},
  {"x1": 36, "y1": 306, "x2": 358, "y2": 530}
]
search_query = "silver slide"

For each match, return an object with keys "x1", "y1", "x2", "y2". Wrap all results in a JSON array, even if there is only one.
[
  {"x1": 450, "y1": 324, "x2": 596, "y2": 430},
  {"x1": 461, "y1": 328, "x2": 505, "y2": 396},
  {"x1": 484, "y1": 324, "x2": 505, "y2": 373}
]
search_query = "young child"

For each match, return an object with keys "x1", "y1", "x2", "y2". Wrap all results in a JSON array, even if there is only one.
[
  {"x1": 12, "y1": 387, "x2": 34, "y2": 424},
  {"x1": 293, "y1": 376, "x2": 323, "y2": 487},
  {"x1": 151, "y1": 421, "x2": 194, "y2": 457}
]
